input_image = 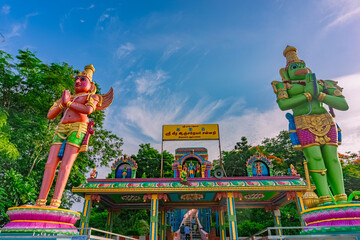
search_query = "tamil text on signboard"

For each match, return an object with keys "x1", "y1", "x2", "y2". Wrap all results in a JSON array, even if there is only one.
[{"x1": 162, "y1": 124, "x2": 219, "y2": 141}]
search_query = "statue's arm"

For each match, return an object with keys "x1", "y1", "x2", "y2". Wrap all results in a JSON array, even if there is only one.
[
  {"x1": 321, "y1": 80, "x2": 349, "y2": 111},
  {"x1": 271, "y1": 81, "x2": 309, "y2": 111},
  {"x1": 47, "y1": 100, "x2": 63, "y2": 120}
]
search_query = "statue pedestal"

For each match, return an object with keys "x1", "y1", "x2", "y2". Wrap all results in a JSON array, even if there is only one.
[
  {"x1": 301, "y1": 203, "x2": 360, "y2": 234},
  {"x1": 2, "y1": 206, "x2": 80, "y2": 235}
]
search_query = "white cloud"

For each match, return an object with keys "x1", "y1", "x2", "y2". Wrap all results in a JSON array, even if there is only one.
[
  {"x1": 6, "y1": 24, "x2": 21, "y2": 38},
  {"x1": 333, "y1": 73, "x2": 360, "y2": 154},
  {"x1": 161, "y1": 43, "x2": 182, "y2": 61},
  {"x1": 59, "y1": 4, "x2": 94, "y2": 32},
  {"x1": 1, "y1": 5, "x2": 10, "y2": 14},
  {"x1": 99, "y1": 14, "x2": 109, "y2": 23},
  {"x1": 5, "y1": 12, "x2": 38, "y2": 40},
  {"x1": 132, "y1": 70, "x2": 168, "y2": 96},
  {"x1": 105, "y1": 72, "x2": 360, "y2": 170},
  {"x1": 322, "y1": 0, "x2": 360, "y2": 30},
  {"x1": 116, "y1": 42, "x2": 135, "y2": 59}
]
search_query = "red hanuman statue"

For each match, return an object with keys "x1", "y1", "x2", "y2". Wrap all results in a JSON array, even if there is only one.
[{"x1": 36, "y1": 65, "x2": 113, "y2": 208}]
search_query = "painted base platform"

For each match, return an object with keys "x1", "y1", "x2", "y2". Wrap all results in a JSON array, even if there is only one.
[
  {"x1": 301, "y1": 203, "x2": 360, "y2": 234},
  {"x1": 2, "y1": 206, "x2": 81, "y2": 235}
]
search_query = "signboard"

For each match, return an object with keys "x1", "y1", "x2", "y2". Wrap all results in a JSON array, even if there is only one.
[{"x1": 162, "y1": 124, "x2": 219, "y2": 141}]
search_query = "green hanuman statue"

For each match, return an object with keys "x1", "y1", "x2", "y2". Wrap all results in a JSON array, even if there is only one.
[{"x1": 272, "y1": 46, "x2": 349, "y2": 206}]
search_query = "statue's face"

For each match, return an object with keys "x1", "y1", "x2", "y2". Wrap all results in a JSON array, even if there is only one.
[
  {"x1": 288, "y1": 62, "x2": 309, "y2": 80},
  {"x1": 74, "y1": 76, "x2": 91, "y2": 93}
]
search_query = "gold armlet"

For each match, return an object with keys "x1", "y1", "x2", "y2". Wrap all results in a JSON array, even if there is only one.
[
  {"x1": 304, "y1": 93, "x2": 312, "y2": 101},
  {"x1": 333, "y1": 89, "x2": 343, "y2": 97},
  {"x1": 66, "y1": 101, "x2": 72, "y2": 108},
  {"x1": 58, "y1": 103, "x2": 64, "y2": 110},
  {"x1": 309, "y1": 169, "x2": 327, "y2": 175},
  {"x1": 49, "y1": 102, "x2": 58, "y2": 111},
  {"x1": 318, "y1": 92, "x2": 326, "y2": 102},
  {"x1": 277, "y1": 91, "x2": 288, "y2": 101},
  {"x1": 85, "y1": 101, "x2": 96, "y2": 110}
]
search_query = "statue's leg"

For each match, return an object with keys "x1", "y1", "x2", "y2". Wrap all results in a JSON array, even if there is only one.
[
  {"x1": 50, "y1": 144, "x2": 80, "y2": 207},
  {"x1": 303, "y1": 145, "x2": 332, "y2": 203},
  {"x1": 36, "y1": 144, "x2": 61, "y2": 206},
  {"x1": 322, "y1": 144, "x2": 347, "y2": 202}
]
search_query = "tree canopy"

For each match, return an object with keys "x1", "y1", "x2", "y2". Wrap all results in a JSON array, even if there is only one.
[{"x1": 131, "y1": 143, "x2": 174, "y2": 178}]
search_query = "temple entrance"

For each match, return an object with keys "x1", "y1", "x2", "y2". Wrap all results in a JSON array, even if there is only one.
[{"x1": 73, "y1": 149, "x2": 308, "y2": 240}]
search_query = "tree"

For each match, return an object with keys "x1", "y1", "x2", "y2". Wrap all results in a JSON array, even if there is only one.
[
  {"x1": 0, "y1": 49, "x2": 123, "y2": 225},
  {"x1": 219, "y1": 137, "x2": 256, "y2": 177},
  {"x1": 339, "y1": 152, "x2": 360, "y2": 196},
  {"x1": 262, "y1": 131, "x2": 305, "y2": 176},
  {"x1": 89, "y1": 205, "x2": 150, "y2": 236},
  {"x1": 132, "y1": 143, "x2": 174, "y2": 178}
]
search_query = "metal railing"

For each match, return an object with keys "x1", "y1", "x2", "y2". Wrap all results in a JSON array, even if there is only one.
[
  {"x1": 0, "y1": 228, "x2": 137, "y2": 240},
  {"x1": 248, "y1": 226, "x2": 360, "y2": 239}
]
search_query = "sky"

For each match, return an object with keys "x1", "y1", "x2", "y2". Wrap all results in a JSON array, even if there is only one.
[{"x1": 1, "y1": 0, "x2": 360, "y2": 179}]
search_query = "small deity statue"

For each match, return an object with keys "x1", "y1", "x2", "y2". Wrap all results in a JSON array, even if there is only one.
[
  {"x1": 255, "y1": 162, "x2": 263, "y2": 176},
  {"x1": 36, "y1": 65, "x2": 113, "y2": 208},
  {"x1": 188, "y1": 161, "x2": 195, "y2": 178},
  {"x1": 272, "y1": 46, "x2": 349, "y2": 205},
  {"x1": 122, "y1": 166, "x2": 128, "y2": 179},
  {"x1": 196, "y1": 163, "x2": 201, "y2": 176},
  {"x1": 180, "y1": 170, "x2": 188, "y2": 182},
  {"x1": 90, "y1": 167, "x2": 98, "y2": 179},
  {"x1": 289, "y1": 164, "x2": 299, "y2": 176}
]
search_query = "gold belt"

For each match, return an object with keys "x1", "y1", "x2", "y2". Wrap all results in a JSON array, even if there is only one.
[
  {"x1": 294, "y1": 113, "x2": 335, "y2": 145},
  {"x1": 55, "y1": 122, "x2": 88, "y2": 139}
]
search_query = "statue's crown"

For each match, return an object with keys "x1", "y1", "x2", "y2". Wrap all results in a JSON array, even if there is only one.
[
  {"x1": 283, "y1": 45, "x2": 304, "y2": 68},
  {"x1": 76, "y1": 64, "x2": 95, "y2": 82}
]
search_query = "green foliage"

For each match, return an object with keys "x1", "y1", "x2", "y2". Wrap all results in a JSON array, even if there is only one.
[
  {"x1": 89, "y1": 206, "x2": 150, "y2": 236},
  {"x1": 262, "y1": 131, "x2": 305, "y2": 176},
  {"x1": 221, "y1": 137, "x2": 255, "y2": 177},
  {"x1": 132, "y1": 143, "x2": 174, "y2": 178},
  {"x1": 236, "y1": 208, "x2": 273, "y2": 236},
  {"x1": 341, "y1": 153, "x2": 360, "y2": 196},
  {"x1": 0, "y1": 49, "x2": 123, "y2": 225},
  {"x1": 0, "y1": 110, "x2": 19, "y2": 160}
]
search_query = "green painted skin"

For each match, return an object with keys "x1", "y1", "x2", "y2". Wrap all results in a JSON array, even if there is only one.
[{"x1": 275, "y1": 62, "x2": 349, "y2": 202}]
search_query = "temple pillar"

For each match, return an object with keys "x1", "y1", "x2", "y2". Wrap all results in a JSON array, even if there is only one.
[
  {"x1": 150, "y1": 194, "x2": 159, "y2": 240},
  {"x1": 296, "y1": 192, "x2": 306, "y2": 226},
  {"x1": 273, "y1": 209, "x2": 282, "y2": 236},
  {"x1": 215, "y1": 210, "x2": 219, "y2": 236},
  {"x1": 226, "y1": 192, "x2": 238, "y2": 240},
  {"x1": 159, "y1": 209, "x2": 166, "y2": 240},
  {"x1": 105, "y1": 210, "x2": 115, "y2": 238},
  {"x1": 79, "y1": 194, "x2": 93, "y2": 235},
  {"x1": 219, "y1": 208, "x2": 226, "y2": 240}
]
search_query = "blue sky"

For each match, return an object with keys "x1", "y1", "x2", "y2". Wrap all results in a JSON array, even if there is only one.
[{"x1": 2, "y1": 0, "x2": 360, "y2": 171}]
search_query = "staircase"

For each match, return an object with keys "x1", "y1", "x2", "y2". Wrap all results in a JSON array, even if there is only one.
[
  {"x1": 175, "y1": 209, "x2": 204, "y2": 240},
  {"x1": 186, "y1": 210, "x2": 202, "y2": 240}
]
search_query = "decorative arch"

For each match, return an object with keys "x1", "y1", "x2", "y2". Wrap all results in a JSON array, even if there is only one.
[
  {"x1": 179, "y1": 153, "x2": 204, "y2": 165},
  {"x1": 111, "y1": 156, "x2": 138, "y2": 179},
  {"x1": 246, "y1": 155, "x2": 274, "y2": 177}
]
